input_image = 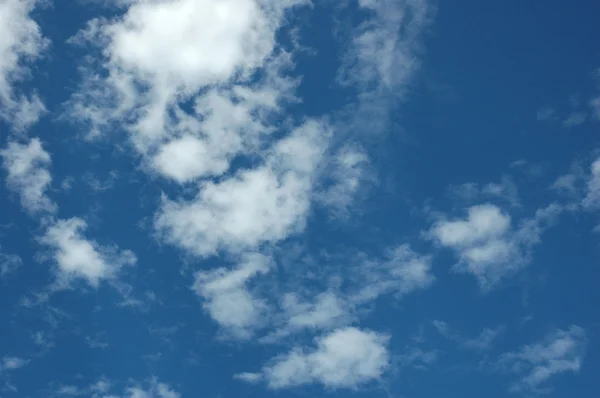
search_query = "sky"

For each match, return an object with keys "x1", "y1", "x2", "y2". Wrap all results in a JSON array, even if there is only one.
[{"x1": 0, "y1": 0, "x2": 599, "y2": 397}]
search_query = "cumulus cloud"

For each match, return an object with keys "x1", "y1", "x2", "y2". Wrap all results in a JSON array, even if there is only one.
[
  {"x1": 499, "y1": 326, "x2": 586, "y2": 393},
  {"x1": 1, "y1": 138, "x2": 55, "y2": 214},
  {"x1": 154, "y1": 119, "x2": 330, "y2": 256},
  {"x1": 67, "y1": 0, "x2": 305, "y2": 178},
  {"x1": 0, "y1": 0, "x2": 48, "y2": 130},
  {"x1": 193, "y1": 252, "x2": 272, "y2": 339},
  {"x1": 39, "y1": 218, "x2": 137, "y2": 287},
  {"x1": 243, "y1": 327, "x2": 389, "y2": 389},
  {"x1": 429, "y1": 203, "x2": 561, "y2": 290}
]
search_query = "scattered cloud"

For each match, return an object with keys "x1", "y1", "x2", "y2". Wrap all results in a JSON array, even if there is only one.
[
  {"x1": 449, "y1": 175, "x2": 520, "y2": 207},
  {"x1": 193, "y1": 252, "x2": 272, "y2": 339},
  {"x1": 315, "y1": 144, "x2": 372, "y2": 219},
  {"x1": 499, "y1": 326, "x2": 586, "y2": 394},
  {"x1": 582, "y1": 157, "x2": 600, "y2": 209},
  {"x1": 1, "y1": 138, "x2": 56, "y2": 214},
  {"x1": 0, "y1": 0, "x2": 48, "y2": 130},
  {"x1": 245, "y1": 327, "x2": 389, "y2": 389},
  {"x1": 0, "y1": 249, "x2": 22, "y2": 277},
  {"x1": 351, "y1": 244, "x2": 434, "y2": 304},
  {"x1": 536, "y1": 107, "x2": 558, "y2": 122},
  {"x1": 39, "y1": 217, "x2": 137, "y2": 287},
  {"x1": 429, "y1": 203, "x2": 562, "y2": 289},
  {"x1": 562, "y1": 111, "x2": 587, "y2": 127},
  {"x1": 462, "y1": 326, "x2": 503, "y2": 352},
  {"x1": 1, "y1": 356, "x2": 29, "y2": 371}
]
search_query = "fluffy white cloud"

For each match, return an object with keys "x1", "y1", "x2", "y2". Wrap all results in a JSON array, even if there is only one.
[
  {"x1": 155, "y1": 119, "x2": 330, "y2": 256},
  {"x1": 249, "y1": 327, "x2": 389, "y2": 389},
  {"x1": 0, "y1": 0, "x2": 48, "y2": 130},
  {"x1": 67, "y1": 0, "x2": 305, "y2": 183},
  {"x1": 39, "y1": 218, "x2": 137, "y2": 287},
  {"x1": 352, "y1": 244, "x2": 434, "y2": 303},
  {"x1": 1, "y1": 138, "x2": 55, "y2": 214},
  {"x1": 500, "y1": 326, "x2": 586, "y2": 393},
  {"x1": 429, "y1": 203, "x2": 561, "y2": 289},
  {"x1": 193, "y1": 252, "x2": 272, "y2": 339}
]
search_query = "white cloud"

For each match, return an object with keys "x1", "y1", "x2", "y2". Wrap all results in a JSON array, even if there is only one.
[
  {"x1": 352, "y1": 244, "x2": 434, "y2": 303},
  {"x1": 67, "y1": 0, "x2": 305, "y2": 183},
  {"x1": 1, "y1": 356, "x2": 28, "y2": 371},
  {"x1": 0, "y1": 249, "x2": 22, "y2": 277},
  {"x1": 0, "y1": 0, "x2": 48, "y2": 130},
  {"x1": 155, "y1": 119, "x2": 330, "y2": 256},
  {"x1": 340, "y1": 0, "x2": 431, "y2": 94},
  {"x1": 39, "y1": 217, "x2": 137, "y2": 287},
  {"x1": 429, "y1": 203, "x2": 561, "y2": 289},
  {"x1": 1, "y1": 138, "x2": 55, "y2": 214},
  {"x1": 462, "y1": 326, "x2": 503, "y2": 352},
  {"x1": 336, "y1": 0, "x2": 432, "y2": 134},
  {"x1": 449, "y1": 175, "x2": 520, "y2": 207},
  {"x1": 250, "y1": 327, "x2": 389, "y2": 389},
  {"x1": 500, "y1": 326, "x2": 586, "y2": 393},
  {"x1": 193, "y1": 252, "x2": 272, "y2": 339},
  {"x1": 536, "y1": 107, "x2": 558, "y2": 122},
  {"x1": 54, "y1": 377, "x2": 177, "y2": 398},
  {"x1": 315, "y1": 144, "x2": 371, "y2": 218},
  {"x1": 582, "y1": 157, "x2": 600, "y2": 209},
  {"x1": 562, "y1": 111, "x2": 587, "y2": 127}
]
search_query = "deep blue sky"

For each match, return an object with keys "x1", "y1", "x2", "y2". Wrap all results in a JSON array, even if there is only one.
[{"x1": 1, "y1": 1, "x2": 599, "y2": 397}]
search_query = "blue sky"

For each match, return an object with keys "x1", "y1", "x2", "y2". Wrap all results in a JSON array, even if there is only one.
[{"x1": 1, "y1": 0, "x2": 599, "y2": 397}]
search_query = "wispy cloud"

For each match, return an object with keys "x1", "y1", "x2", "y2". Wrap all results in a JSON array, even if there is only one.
[
  {"x1": 0, "y1": 249, "x2": 22, "y2": 278},
  {"x1": 498, "y1": 326, "x2": 586, "y2": 394}
]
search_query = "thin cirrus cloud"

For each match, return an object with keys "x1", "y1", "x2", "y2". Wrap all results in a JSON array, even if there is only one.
[{"x1": 499, "y1": 326, "x2": 586, "y2": 394}]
